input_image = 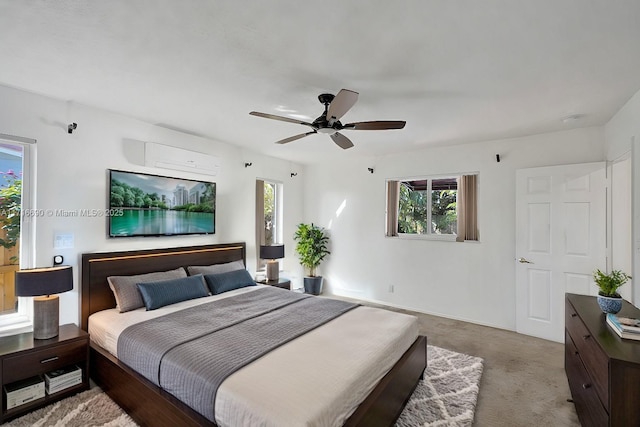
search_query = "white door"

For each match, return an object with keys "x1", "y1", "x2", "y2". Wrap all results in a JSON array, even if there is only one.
[{"x1": 515, "y1": 162, "x2": 606, "y2": 342}]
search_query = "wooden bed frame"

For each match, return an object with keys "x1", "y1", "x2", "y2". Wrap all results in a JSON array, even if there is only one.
[{"x1": 81, "y1": 242, "x2": 427, "y2": 427}]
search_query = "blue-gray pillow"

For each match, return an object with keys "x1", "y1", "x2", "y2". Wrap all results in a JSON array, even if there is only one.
[
  {"x1": 204, "y1": 269, "x2": 256, "y2": 295},
  {"x1": 107, "y1": 267, "x2": 187, "y2": 312},
  {"x1": 137, "y1": 275, "x2": 208, "y2": 310}
]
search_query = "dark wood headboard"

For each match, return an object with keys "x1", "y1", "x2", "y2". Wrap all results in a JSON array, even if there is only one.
[{"x1": 80, "y1": 242, "x2": 246, "y2": 331}]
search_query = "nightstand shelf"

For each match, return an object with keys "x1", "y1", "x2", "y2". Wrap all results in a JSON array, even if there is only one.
[
  {"x1": 256, "y1": 277, "x2": 291, "y2": 290},
  {"x1": 0, "y1": 324, "x2": 89, "y2": 422}
]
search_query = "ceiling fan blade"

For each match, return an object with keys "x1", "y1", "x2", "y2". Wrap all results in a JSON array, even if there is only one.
[
  {"x1": 344, "y1": 120, "x2": 406, "y2": 130},
  {"x1": 330, "y1": 132, "x2": 354, "y2": 150},
  {"x1": 250, "y1": 111, "x2": 315, "y2": 128},
  {"x1": 276, "y1": 131, "x2": 316, "y2": 145},
  {"x1": 326, "y1": 89, "x2": 359, "y2": 122}
]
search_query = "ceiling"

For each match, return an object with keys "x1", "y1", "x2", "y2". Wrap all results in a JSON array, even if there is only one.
[{"x1": 1, "y1": 1, "x2": 639, "y2": 164}]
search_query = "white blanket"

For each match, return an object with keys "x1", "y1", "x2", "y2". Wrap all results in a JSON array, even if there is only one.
[{"x1": 89, "y1": 286, "x2": 419, "y2": 427}]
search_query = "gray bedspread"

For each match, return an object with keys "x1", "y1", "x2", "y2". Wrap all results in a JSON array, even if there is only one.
[{"x1": 117, "y1": 287, "x2": 358, "y2": 422}]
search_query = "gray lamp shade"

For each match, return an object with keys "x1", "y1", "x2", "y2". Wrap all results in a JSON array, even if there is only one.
[
  {"x1": 260, "y1": 245, "x2": 285, "y2": 260},
  {"x1": 15, "y1": 265, "x2": 73, "y2": 297}
]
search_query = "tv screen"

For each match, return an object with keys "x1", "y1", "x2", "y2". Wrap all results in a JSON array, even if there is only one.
[{"x1": 108, "y1": 169, "x2": 216, "y2": 237}]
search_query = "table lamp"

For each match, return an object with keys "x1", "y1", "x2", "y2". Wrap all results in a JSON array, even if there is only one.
[
  {"x1": 15, "y1": 265, "x2": 73, "y2": 340},
  {"x1": 260, "y1": 244, "x2": 284, "y2": 281}
]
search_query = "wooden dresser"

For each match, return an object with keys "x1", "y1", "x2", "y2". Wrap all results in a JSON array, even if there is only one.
[{"x1": 565, "y1": 293, "x2": 640, "y2": 426}]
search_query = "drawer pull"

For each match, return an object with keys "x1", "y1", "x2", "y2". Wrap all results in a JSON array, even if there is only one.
[
  {"x1": 570, "y1": 313, "x2": 577, "y2": 318},
  {"x1": 582, "y1": 334, "x2": 591, "y2": 340},
  {"x1": 40, "y1": 356, "x2": 59, "y2": 364},
  {"x1": 582, "y1": 383, "x2": 591, "y2": 389},
  {"x1": 574, "y1": 351, "x2": 579, "y2": 355}
]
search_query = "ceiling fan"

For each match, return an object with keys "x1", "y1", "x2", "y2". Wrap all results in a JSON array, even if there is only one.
[{"x1": 249, "y1": 89, "x2": 406, "y2": 149}]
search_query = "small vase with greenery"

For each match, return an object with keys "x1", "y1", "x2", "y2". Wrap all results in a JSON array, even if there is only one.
[
  {"x1": 294, "y1": 223, "x2": 330, "y2": 295},
  {"x1": 593, "y1": 269, "x2": 631, "y2": 314}
]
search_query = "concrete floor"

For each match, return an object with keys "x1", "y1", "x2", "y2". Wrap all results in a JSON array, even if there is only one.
[{"x1": 364, "y1": 302, "x2": 582, "y2": 426}]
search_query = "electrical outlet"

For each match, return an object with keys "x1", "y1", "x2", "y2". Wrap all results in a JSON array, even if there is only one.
[{"x1": 388, "y1": 285, "x2": 394, "y2": 293}]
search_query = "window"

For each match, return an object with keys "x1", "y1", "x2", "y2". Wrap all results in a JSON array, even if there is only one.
[
  {"x1": 255, "y1": 179, "x2": 283, "y2": 269},
  {"x1": 263, "y1": 181, "x2": 278, "y2": 246},
  {"x1": 386, "y1": 174, "x2": 478, "y2": 241},
  {"x1": 398, "y1": 177, "x2": 458, "y2": 235},
  {"x1": 0, "y1": 134, "x2": 34, "y2": 335}
]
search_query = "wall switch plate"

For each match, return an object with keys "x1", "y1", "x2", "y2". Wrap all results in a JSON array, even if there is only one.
[{"x1": 54, "y1": 234, "x2": 74, "y2": 249}]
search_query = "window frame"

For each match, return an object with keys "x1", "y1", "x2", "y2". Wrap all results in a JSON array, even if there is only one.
[
  {"x1": 0, "y1": 134, "x2": 35, "y2": 336},
  {"x1": 256, "y1": 178, "x2": 284, "y2": 270},
  {"x1": 386, "y1": 172, "x2": 478, "y2": 242},
  {"x1": 397, "y1": 175, "x2": 459, "y2": 241},
  {"x1": 263, "y1": 180, "x2": 283, "y2": 246}
]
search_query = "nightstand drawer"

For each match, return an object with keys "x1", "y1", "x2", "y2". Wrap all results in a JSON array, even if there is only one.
[
  {"x1": 565, "y1": 299, "x2": 609, "y2": 411},
  {"x1": 2, "y1": 340, "x2": 86, "y2": 384}
]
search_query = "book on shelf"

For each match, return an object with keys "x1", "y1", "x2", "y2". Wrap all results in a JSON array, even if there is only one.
[
  {"x1": 4, "y1": 375, "x2": 45, "y2": 409},
  {"x1": 44, "y1": 365, "x2": 82, "y2": 394},
  {"x1": 45, "y1": 376, "x2": 82, "y2": 395},
  {"x1": 44, "y1": 365, "x2": 81, "y2": 384},
  {"x1": 606, "y1": 313, "x2": 640, "y2": 341}
]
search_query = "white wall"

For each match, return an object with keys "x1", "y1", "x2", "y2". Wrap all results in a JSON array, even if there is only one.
[
  {"x1": 0, "y1": 84, "x2": 304, "y2": 327},
  {"x1": 4, "y1": 77, "x2": 632, "y2": 333},
  {"x1": 605, "y1": 88, "x2": 640, "y2": 305},
  {"x1": 304, "y1": 128, "x2": 605, "y2": 330}
]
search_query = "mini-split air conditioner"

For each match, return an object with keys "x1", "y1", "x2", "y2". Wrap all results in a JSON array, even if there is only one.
[{"x1": 144, "y1": 142, "x2": 220, "y2": 176}]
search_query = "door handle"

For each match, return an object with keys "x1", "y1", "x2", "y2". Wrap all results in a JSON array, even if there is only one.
[{"x1": 517, "y1": 257, "x2": 534, "y2": 264}]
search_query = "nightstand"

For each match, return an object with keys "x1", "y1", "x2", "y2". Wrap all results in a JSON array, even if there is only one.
[
  {"x1": 0, "y1": 324, "x2": 89, "y2": 422},
  {"x1": 257, "y1": 277, "x2": 291, "y2": 290}
]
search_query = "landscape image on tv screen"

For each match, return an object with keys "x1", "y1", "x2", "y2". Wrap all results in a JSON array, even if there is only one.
[{"x1": 108, "y1": 169, "x2": 216, "y2": 237}]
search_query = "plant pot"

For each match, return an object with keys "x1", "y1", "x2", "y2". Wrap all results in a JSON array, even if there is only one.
[
  {"x1": 303, "y1": 276, "x2": 323, "y2": 295},
  {"x1": 597, "y1": 294, "x2": 623, "y2": 314}
]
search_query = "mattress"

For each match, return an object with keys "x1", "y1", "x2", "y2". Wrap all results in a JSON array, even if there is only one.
[{"x1": 89, "y1": 285, "x2": 419, "y2": 426}]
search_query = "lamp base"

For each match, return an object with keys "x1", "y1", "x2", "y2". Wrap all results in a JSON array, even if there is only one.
[
  {"x1": 33, "y1": 295, "x2": 59, "y2": 340},
  {"x1": 266, "y1": 260, "x2": 280, "y2": 281}
]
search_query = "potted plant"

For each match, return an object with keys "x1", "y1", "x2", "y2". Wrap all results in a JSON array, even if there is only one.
[
  {"x1": 294, "y1": 223, "x2": 330, "y2": 295},
  {"x1": 593, "y1": 269, "x2": 631, "y2": 314}
]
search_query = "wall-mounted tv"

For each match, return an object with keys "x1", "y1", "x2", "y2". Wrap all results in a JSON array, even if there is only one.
[{"x1": 108, "y1": 169, "x2": 216, "y2": 237}]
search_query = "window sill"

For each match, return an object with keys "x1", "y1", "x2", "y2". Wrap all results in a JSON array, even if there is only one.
[
  {"x1": 393, "y1": 233, "x2": 457, "y2": 242},
  {"x1": 0, "y1": 314, "x2": 32, "y2": 337}
]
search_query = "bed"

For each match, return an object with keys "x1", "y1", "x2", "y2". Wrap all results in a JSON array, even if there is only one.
[{"x1": 81, "y1": 242, "x2": 427, "y2": 427}]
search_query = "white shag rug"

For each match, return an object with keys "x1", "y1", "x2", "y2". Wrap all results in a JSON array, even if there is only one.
[{"x1": 396, "y1": 345, "x2": 484, "y2": 427}]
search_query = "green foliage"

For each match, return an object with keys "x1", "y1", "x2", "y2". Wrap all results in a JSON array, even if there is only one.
[
  {"x1": 0, "y1": 170, "x2": 21, "y2": 253},
  {"x1": 431, "y1": 189, "x2": 457, "y2": 234},
  {"x1": 293, "y1": 223, "x2": 330, "y2": 277},
  {"x1": 398, "y1": 183, "x2": 428, "y2": 234},
  {"x1": 593, "y1": 269, "x2": 631, "y2": 297},
  {"x1": 110, "y1": 179, "x2": 163, "y2": 208},
  {"x1": 398, "y1": 183, "x2": 457, "y2": 234},
  {"x1": 173, "y1": 203, "x2": 214, "y2": 213},
  {"x1": 264, "y1": 182, "x2": 275, "y2": 245},
  {"x1": 110, "y1": 180, "x2": 215, "y2": 213}
]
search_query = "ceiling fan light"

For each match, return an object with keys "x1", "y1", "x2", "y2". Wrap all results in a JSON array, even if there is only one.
[{"x1": 317, "y1": 128, "x2": 337, "y2": 135}]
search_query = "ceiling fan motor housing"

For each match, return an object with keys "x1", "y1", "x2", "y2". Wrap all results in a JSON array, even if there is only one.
[{"x1": 318, "y1": 93, "x2": 335, "y2": 105}]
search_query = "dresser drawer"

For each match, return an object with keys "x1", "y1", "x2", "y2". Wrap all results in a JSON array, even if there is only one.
[
  {"x1": 565, "y1": 299, "x2": 609, "y2": 410},
  {"x1": 565, "y1": 330, "x2": 609, "y2": 427},
  {"x1": 2, "y1": 339, "x2": 86, "y2": 384}
]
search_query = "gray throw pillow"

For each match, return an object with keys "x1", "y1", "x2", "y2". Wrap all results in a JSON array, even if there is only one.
[
  {"x1": 187, "y1": 260, "x2": 245, "y2": 276},
  {"x1": 107, "y1": 267, "x2": 187, "y2": 312}
]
